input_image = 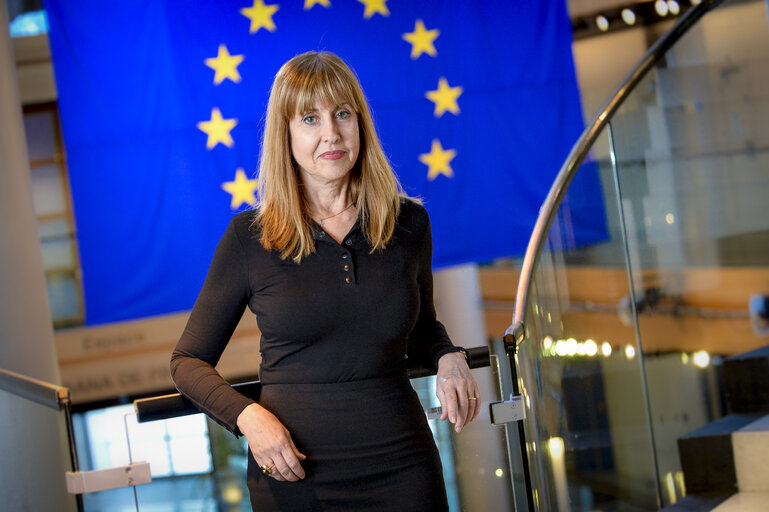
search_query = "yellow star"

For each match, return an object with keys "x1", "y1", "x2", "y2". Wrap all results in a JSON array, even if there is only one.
[
  {"x1": 222, "y1": 168, "x2": 258, "y2": 209},
  {"x1": 402, "y1": 19, "x2": 439, "y2": 59},
  {"x1": 197, "y1": 107, "x2": 238, "y2": 150},
  {"x1": 425, "y1": 77, "x2": 463, "y2": 117},
  {"x1": 240, "y1": 0, "x2": 279, "y2": 34},
  {"x1": 419, "y1": 139, "x2": 456, "y2": 180},
  {"x1": 204, "y1": 44, "x2": 245, "y2": 85},
  {"x1": 358, "y1": 0, "x2": 389, "y2": 19},
  {"x1": 304, "y1": 0, "x2": 330, "y2": 9}
]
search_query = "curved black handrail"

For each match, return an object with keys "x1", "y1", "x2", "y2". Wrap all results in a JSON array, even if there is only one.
[{"x1": 507, "y1": 0, "x2": 726, "y2": 344}]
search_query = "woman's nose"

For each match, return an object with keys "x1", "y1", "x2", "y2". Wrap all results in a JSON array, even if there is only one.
[{"x1": 322, "y1": 120, "x2": 340, "y2": 143}]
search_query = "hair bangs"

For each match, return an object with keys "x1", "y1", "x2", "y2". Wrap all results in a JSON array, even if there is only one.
[{"x1": 282, "y1": 58, "x2": 361, "y2": 119}]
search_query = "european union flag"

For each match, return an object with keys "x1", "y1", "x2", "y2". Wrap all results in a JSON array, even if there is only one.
[{"x1": 45, "y1": 0, "x2": 605, "y2": 325}]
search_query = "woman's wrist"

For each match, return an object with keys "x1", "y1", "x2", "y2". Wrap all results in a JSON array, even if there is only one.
[{"x1": 438, "y1": 349, "x2": 467, "y2": 367}]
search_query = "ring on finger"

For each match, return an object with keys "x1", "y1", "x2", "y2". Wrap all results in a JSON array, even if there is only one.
[
  {"x1": 468, "y1": 396, "x2": 477, "y2": 400},
  {"x1": 260, "y1": 463, "x2": 276, "y2": 475}
]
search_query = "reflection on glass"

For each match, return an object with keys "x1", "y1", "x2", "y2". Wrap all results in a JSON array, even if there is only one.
[{"x1": 81, "y1": 404, "x2": 212, "y2": 478}]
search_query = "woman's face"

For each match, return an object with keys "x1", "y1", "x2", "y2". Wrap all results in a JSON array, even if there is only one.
[{"x1": 289, "y1": 101, "x2": 360, "y2": 186}]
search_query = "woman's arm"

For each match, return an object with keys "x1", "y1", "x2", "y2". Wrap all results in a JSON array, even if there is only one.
[
  {"x1": 406, "y1": 208, "x2": 481, "y2": 431},
  {"x1": 170, "y1": 217, "x2": 255, "y2": 434},
  {"x1": 170, "y1": 216, "x2": 306, "y2": 481}
]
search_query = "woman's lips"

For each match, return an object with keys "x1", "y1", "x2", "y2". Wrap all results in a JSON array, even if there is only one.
[{"x1": 319, "y1": 150, "x2": 345, "y2": 160}]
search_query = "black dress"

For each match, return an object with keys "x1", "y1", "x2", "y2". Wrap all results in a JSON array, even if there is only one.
[{"x1": 171, "y1": 199, "x2": 459, "y2": 511}]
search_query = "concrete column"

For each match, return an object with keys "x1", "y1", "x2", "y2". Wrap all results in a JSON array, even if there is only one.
[
  {"x1": 0, "y1": 2, "x2": 76, "y2": 510},
  {"x1": 434, "y1": 263, "x2": 514, "y2": 511}
]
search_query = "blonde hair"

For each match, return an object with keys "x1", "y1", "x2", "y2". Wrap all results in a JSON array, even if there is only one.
[{"x1": 254, "y1": 51, "x2": 403, "y2": 262}]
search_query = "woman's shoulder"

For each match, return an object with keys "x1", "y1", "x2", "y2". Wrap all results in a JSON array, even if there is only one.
[
  {"x1": 396, "y1": 196, "x2": 430, "y2": 234},
  {"x1": 227, "y1": 209, "x2": 262, "y2": 244}
]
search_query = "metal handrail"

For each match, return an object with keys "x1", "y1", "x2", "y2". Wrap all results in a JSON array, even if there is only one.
[
  {"x1": 0, "y1": 367, "x2": 84, "y2": 510},
  {"x1": 0, "y1": 367, "x2": 70, "y2": 410},
  {"x1": 508, "y1": 0, "x2": 726, "y2": 344}
]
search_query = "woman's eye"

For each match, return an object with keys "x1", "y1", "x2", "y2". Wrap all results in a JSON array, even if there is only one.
[
  {"x1": 336, "y1": 110, "x2": 351, "y2": 120},
  {"x1": 302, "y1": 115, "x2": 317, "y2": 125}
]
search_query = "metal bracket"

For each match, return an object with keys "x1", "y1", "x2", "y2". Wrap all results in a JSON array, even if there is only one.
[
  {"x1": 65, "y1": 462, "x2": 152, "y2": 494},
  {"x1": 489, "y1": 395, "x2": 526, "y2": 426}
]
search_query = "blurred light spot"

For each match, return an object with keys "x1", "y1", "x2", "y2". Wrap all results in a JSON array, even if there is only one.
[
  {"x1": 655, "y1": 0, "x2": 669, "y2": 16},
  {"x1": 621, "y1": 9, "x2": 636, "y2": 25},
  {"x1": 625, "y1": 345, "x2": 636, "y2": 359},
  {"x1": 584, "y1": 339, "x2": 598, "y2": 356},
  {"x1": 495, "y1": 468, "x2": 504, "y2": 478},
  {"x1": 693, "y1": 350, "x2": 710, "y2": 368},
  {"x1": 543, "y1": 336, "x2": 553, "y2": 349},
  {"x1": 222, "y1": 484, "x2": 243, "y2": 504},
  {"x1": 675, "y1": 471, "x2": 687, "y2": 497},
  {"x1": 666, "y1": 213, "x2": 675, "y2": 224},
  {"x1": 596, "y1": 15, "x2": 609, "y2": 31},
  {"x1": 681, "y1": 353, "x2": 689, "y2": 364},
  {"x1": 668, "y1": 0, "x2": 680, "y2": 15},
  {"x1": 549, "y1": 437, "x2": 564, "y2": 458},
  {"x1": 602, "y1": 342, "x2": 613, "y2": 357},
  {"x1": 566, "y1": 338, "x2": 578, "y2": 356},
  {"x1": 665, "y1": 472, "x2": 677, "y2": 504}
]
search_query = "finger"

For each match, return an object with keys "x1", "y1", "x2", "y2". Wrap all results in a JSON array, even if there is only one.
[
  {"x1": 455, "y1": 390, "x2": 469, "y2": 432},
  {"x1": 257, "y1": 458, "x2": 285, "y2": 481},
  {"x1": 290, "y1": 439, "x2": 307, "y2": 461},
  {"x1": 441, "y1": 386, "x2": 458, "y2": 426},
  {"x1": 436, "y1": 387, "x2": 449, "y2": 421},
  {"x1": 272, "y1": 453, "x2": 302, "y2": 482},
  {"x1": 464, "y1": 385, "x2": 477, "y2": 425},
  {"x1": 281, "y1": 446, "x2": 306, "y2": 480},
  {"x1": 472, "y1": 388, "x2": 482, "y2": 421}
]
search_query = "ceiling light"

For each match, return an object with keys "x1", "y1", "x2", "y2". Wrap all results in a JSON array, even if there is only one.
[
  {"x1": 621, "y1": 9, "x2": 637, "y2": 25},
  {"x1": 596, "y1": 15, "x2": 610, "y2": 32}
]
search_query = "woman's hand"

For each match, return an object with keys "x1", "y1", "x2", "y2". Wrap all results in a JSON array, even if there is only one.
[
  {"x1": 236, "y1": 403, "x2": 307, "y2": 482},
  {"x1": 436, "y1": 351, "x2": 481, "y2": 432}
]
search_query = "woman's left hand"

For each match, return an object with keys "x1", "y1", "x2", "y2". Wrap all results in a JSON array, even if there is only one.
[{"x1": 436, "y1": 351, "x2": 481, "y2": 432}]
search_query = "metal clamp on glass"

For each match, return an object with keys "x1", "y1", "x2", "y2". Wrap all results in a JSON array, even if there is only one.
[
  {"x1": 489, "y1": 394, "x2": 526, "y2": 426},
  {"x1": 65, "y1": 462, "x2": 152, "y2": 494}
]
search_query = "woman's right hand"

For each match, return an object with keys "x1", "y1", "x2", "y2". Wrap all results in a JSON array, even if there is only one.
[{"x1": 236, "y1": 403, "x2": 307, "y2": 482}]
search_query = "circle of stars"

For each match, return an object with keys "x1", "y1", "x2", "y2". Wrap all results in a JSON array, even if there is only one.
[{"x1": 197, "y1": 0, "x2": 463, "y2": 210}]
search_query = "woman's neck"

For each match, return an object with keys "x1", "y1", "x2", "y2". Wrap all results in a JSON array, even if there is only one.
[{"x1": 303, "y1": 177, "x2": 353, "y2": 217}]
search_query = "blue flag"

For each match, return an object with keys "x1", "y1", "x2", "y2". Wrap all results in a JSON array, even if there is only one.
[{"x1": 46, "y1": 0, "x2": 605, "y2": 325}]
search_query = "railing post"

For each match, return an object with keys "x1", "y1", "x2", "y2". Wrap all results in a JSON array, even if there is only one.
[{"x1": 504, "y1": 325, "x2": 535, "y2": 511}]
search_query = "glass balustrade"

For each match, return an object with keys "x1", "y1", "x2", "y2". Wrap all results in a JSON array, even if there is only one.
[
  {"x1": 607, "y1": 0, "x2": 769, "y2": 506},
  {"x1": 517, "y1": 142, "x2": 661, "y2": 511},
  {"x1": 515, "y1": 0, "x2": 769, "y2": 510}
]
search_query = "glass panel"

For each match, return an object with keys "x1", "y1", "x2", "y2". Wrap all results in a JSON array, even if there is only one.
[
  {"x1": 41, "y1": 237, "x2": 76, "y2": 270},
  {"x1": 609, "y1": 0, "x2": 769, "y2": 506},
  {"x1": 31, "y1": 164, "x2": 67, "y2": 217},
  {"x1": 38, "y1": 217, "x2": 73, "y2": 240},
  {"x1": 23, "y1": 110, "x2": 57, "y2": 161},
  {"x1": 75, "y1": 404, "x2": 219, "y2": 511},
  {"x1": 411, "y1": 362, "x2": 517, "y2": 511},
  {"x1": 0, "y1": 390, "x2": 80, "y2": 511},
  {"x1": 47, "y1": 273, "x2": 81, "y2": 321},
  {"x1": 517, "y1": 126, "x2": 660, "y2": 511}
]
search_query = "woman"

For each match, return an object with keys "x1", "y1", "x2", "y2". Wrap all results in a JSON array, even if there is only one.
[{"x1": 171, "y1": 51, "x2": 481, "y2": 511}]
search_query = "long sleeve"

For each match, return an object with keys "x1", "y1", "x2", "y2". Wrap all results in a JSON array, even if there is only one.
[
  {"x1": 406, "y1": 210, "x2": 462, "y2": 371},
  {"x1": 170, "y1": 217, "x2": 255, "y2": 435}
]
